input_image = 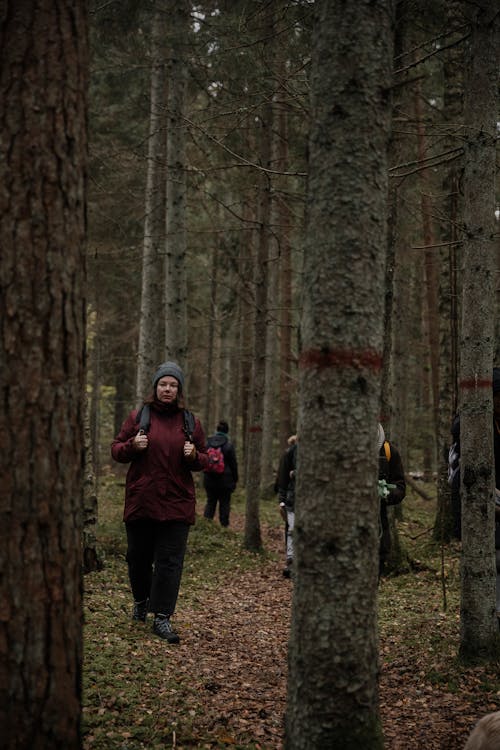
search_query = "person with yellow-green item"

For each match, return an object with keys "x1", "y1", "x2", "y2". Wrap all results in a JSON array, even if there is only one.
[{"x1": 377, "y1": 423, "x2": 406, "y2": 577}]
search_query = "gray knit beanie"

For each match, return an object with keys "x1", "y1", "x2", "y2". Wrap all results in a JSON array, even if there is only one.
[{"x1": 152, "y1": 361, "x2": 185, "y2": 392}]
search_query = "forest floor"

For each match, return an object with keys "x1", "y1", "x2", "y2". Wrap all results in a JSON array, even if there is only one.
[{"x1": 82, "y1": 473, "x2": 500, "y2": 750}]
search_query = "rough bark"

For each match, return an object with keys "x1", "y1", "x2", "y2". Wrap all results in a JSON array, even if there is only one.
[
  {"x1": 496, "y1": 238, "x2": 500, "y2": 363},
  {"x1": 0, "y1": 2, "x2": 88, "y2": 747},
  {"x1": 237, "y1": 199, "x2": 255, "y2": 482},
  {"x1": 434, "y1": 0, "x2": 465, "y2": 541},
  {"x1": 136, "y1": 6, "x2": 168, "y2": 402},
  {"x1": 415, "y1": 87, "x2": 440, "y2": 443},
  {"x1": 261, "y1": 143, "x2": 280, "y2": 491},
  {"x1": 244, "y1": 104, "x2": 272, "y2": 551},
  {"x1": 164, "y1": 0, "x2": 189, "y2": 365},
  {"x1": 285, "y1": 1, "x2": 393, "y2": 747},
  {"x1": 261, "y1": 231, "x2": 279, "y2": 491},
  {"x1": 277, "y1": 110, "x2": 295, "y2": 447},
  {"x1": 381, "y1": 0, "x2": 413, "y2": 574},
  {"x1": 204, "y1": 241, "x2": 219, "y2": 431},
  {"x1": 459, "y1": 3, "x2": 499, "y2": 661},
  {"x1": 388, "y1": 0, "x2": 416, "y2": 470},
  {"x1": 83, "y1": 397, "x2": 103, "y2": 574}
]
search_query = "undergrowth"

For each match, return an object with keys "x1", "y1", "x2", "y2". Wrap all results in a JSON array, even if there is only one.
[{"x1": 82, "y1": 475, "x2": 499, "y2": 749}]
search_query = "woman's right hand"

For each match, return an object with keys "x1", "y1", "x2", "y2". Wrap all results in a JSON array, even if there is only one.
[{"x1": 133, "y1": 429, "x2": 149, "y2": 451}]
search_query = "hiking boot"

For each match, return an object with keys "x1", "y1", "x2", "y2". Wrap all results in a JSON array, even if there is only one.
[
  {"x1": 132, "y1": 599, "x2": 148, "y2": 622},
  {"x1": 152, "y1": 614, "x2": 180, "y2": 644}
]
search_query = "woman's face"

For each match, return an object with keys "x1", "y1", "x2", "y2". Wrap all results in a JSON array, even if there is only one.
[{"x1": 156, "y1": 376, "x2": 179, "y2": 404}]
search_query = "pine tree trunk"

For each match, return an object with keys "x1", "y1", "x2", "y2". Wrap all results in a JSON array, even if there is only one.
[
  {"x1": 250, "y1": 6, "x2": 277, "y2": 499},
  {"x1": 89, "y1": 308, "x2": 101, "y2": 478},
  {"x1": 261, "y1": 234, "x2": 279, "y2": 492},
  {"x1": 415, "y1": 89, "x2": 440, "y2": 445},
  {"x1": 137, "y1": 7, "x2": 168, "y2": 401},
  {"x1": 237, "y1": 200, "x2": 255, "y2": 481},
  {"x1": 434, "y1": 0, "x2": 464, "y2": 541},
  {"x1": 0, "y1": 3, "x2": 87, "y2": 746},
  {"x1": 204, "y1": 242, "x2": 219, "y2": 430},
  {"x1": 83, "y1": 397, "x2": 103, "y2": 574},
  {"x1": 459, "y1": 2, "x2": 499, "y2": 661},
  {"x1": 496, "y1": 238, "x2": 500, "y2": 363},
  {"x1": 277, "y1": 111, "x2": 295, "y2": 446},
  {"x1": 244, "y1": 105, "x2": 273, "y2": 550},
  {"x1": 285, "y1": 1, "x2": 393, "y2": 746},
  {"x1": 380, "y1": 0, "x2": 412, "y2": 573},
  {"x1": 164, "y1": 0, "x2": 189, "y2": 365},
  {"x1": 387, "y1": 0, "x2": 414, "y2": 467}
]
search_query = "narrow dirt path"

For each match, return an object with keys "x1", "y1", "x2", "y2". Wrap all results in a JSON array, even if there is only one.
[
  {"x1": 141, "y1": 512, "x2": 488, "y2": 749},
  {"x1": 169, "y1": 517, "x2": 290, "y2": 748}
]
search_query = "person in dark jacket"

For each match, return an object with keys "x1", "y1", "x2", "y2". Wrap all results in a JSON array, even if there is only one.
[
  {"x1": 203, "y1": 421, "x2": 238, "y2": 527},
  {"x1": 111, "y1": 361, "x2": 208, "y2": 644},
  {"x1": 377, "y1": 423, "x2": 406, "y2": 576},
  {"x1": 277, "y1": 435, "x2": 297, "y2": 578}
]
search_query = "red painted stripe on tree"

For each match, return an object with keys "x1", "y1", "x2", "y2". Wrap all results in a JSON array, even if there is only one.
[
  {"x1": 299, "y1": 347, "x2": 383, "y2": 371},
  {"x1": 248, "y1": 426, "x2": 263, "y2": 433},
  {"x1": 459, "y1": 378, "x2": 492, "y2": 389}
]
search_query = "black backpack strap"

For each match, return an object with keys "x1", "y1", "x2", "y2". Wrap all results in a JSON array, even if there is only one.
[
  {"x1": 136, "y1": 405, "x2": 194, "y2": 438},
  {"x1": 183, "y1": 409, "x2": 195, "y2": 441},
  {"x1": 135, "y1": 404, "x2": 151, "y2": 433}
]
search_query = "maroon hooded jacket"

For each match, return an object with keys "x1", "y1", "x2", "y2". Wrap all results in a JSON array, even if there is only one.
[{"x1": 111, "y1": 403, "x2": 208, "y2": 524}]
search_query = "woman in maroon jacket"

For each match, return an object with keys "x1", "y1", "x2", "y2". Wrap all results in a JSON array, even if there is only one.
[{"x1": 112, "y1": 361, "x2": 208, "y2": 643}]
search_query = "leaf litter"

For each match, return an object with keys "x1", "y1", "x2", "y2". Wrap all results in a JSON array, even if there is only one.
[{"x1": 83, "y1": 486, "x2": 499, "y2": 749}]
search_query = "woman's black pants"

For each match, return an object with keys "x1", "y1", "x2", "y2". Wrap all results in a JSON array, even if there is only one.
[{"x1": 125, "y1": 519, "x2": 190, "y2": 617}]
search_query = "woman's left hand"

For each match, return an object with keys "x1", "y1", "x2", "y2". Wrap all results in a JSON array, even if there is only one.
[{"x1": 183, "y1": 441, "x2": 196, "y2": 460}]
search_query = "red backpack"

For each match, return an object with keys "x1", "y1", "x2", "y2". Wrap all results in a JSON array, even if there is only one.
[{"x1": 205, "y1": 446, "x2": 225, "y2": 474}]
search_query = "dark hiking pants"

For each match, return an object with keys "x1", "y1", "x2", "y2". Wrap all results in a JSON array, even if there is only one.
[{"x1": 125, "y1": 519, "x2": 190, "y2": 617}]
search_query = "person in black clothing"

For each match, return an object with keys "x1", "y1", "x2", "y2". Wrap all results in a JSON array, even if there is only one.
[
  {"x1": 277, "y1": 435, "x2": 297, "y2": 578},
  {"x1": 203, "y1": 420, "x2": 238, "y2": 527},
  {"x1": 377, "y1": 423, "x2": 406, "y2": 576}
]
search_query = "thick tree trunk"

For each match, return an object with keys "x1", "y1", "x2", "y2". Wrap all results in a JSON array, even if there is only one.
[
  {"x1": 261, "y1": 233, "x2": 279, "y2": 492},
  {"x1": 137, "y1": 6, "x2": 168, "y2": 402},
  {"x1": 434, "y1": 0, "x2": 464, "y2": 541},
  {"x1": 415, "y1": 89, "x2": 440, "y2": 444},
  {"x1": 277, "y1": 110, "x2": 295, "y2": 447},
  {"x1": 89, "y1": 306, "x2": 101, "y2": 479},
  {"x1": 391, "y1": 245, "x2": 414, "y2": 468},
  {"x1": 244, "y1": 105, "x2": 273, "y2": 551},
  {"x1": 0, "y1": 3, "x2": 88, "y2": 747},
  {"x1": 83, "y1": 398, "x2": 103, "y2": 574},
  {"x1": 459, "y1": 3, "x2": 499, "y2": 661},
  {"x1": 237, "y1": 200, "x2": 255, "y2": 482},
  {"x1": 381, "y1": 0, "x2": 412, "y2": 574},
  {"x1": 285, "y1": 1, "x2": 393, "y2": 747},
  {"x1": 261, "y1": 6, "x2": 287, "y2": 491},
  {"x1": 204, "y1": 242, "x2": 219, "y2": 430},
  {"x1": 496, "y1": 237, "x2": 500, "y2": 363},
  {"x1": 164, "y1": 0, "x2": 189, "y2": 365}
]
